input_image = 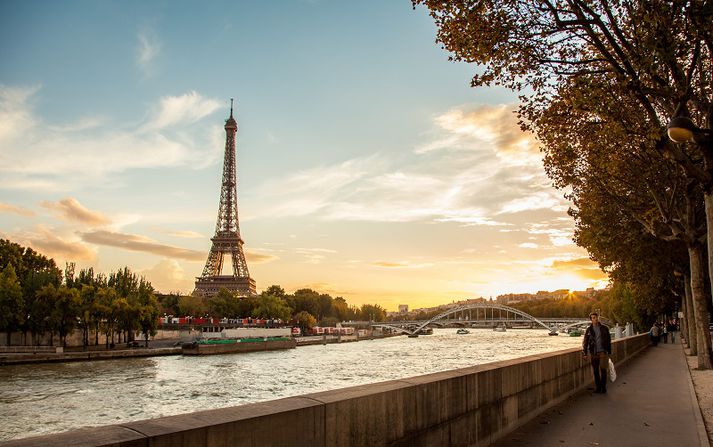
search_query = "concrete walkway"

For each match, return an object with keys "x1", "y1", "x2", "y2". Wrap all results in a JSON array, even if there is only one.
[{"x1": 491, "y1": 341, "x2": 710, "y2": 447}]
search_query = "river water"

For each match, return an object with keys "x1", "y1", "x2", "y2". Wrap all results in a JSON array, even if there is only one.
[{"x1": 0, "y1": 329, "x2": 583, "y2": 441}]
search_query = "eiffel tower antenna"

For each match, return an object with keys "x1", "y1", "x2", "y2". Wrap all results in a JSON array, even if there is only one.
[{"x1": 193, "y1": 101, "x2": 256, "y2": 297}]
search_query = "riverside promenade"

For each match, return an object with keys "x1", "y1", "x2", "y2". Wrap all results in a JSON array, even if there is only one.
[{"x1": 491, "y1": 341, "x2": 710, "y2": 447}]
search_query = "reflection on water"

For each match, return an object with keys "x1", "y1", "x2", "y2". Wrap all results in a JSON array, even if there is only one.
[{"x1": 0, "y1": 329, "x2": 582, "y2": 441}]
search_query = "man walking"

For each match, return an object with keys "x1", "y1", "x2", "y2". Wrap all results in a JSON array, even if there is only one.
[{"x1": 582, "y1": 312, "x2": 612, "y2": 394}]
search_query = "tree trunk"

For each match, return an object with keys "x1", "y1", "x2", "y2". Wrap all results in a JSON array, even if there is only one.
[
  {"x1": 688, "y1": 245, "x2": 713, "y2": 369},
  {"x1": 684, "y1": 273, "x2": 697, "y2": 355},
  {"x1": 680, "y1": 290, "x2": 688, "y2": 348}
]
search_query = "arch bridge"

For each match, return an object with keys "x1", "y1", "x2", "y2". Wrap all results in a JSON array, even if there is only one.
[{"x1": 375, "y1": 303, "x2": 603, "y2": 336}]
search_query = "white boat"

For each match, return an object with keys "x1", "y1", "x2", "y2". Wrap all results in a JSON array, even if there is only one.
[
  {"x1": 456, "y1": 329, "x2": 470, "y2": 335},
  {"x1": 493, "y1": 325, "x2": 506, "y2": 332}
]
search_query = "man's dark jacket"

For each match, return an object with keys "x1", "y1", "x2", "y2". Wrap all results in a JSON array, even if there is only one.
[{"x1": 582, "y1": 324, "x2": 611, "y2": 355}]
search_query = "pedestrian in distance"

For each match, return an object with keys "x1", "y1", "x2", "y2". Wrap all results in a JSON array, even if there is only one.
[
  {"x1": 582, "y1": 312, "x2": 612, "y2": 394},
  {"x1": 668, "y1": 319, "x2": 677, "y2": 344},
  {"x1": 662, "y1": 322, "x2": 669, "y2": 344},
  {"x1": 649, "y1": 323, "x2": 660, "y2": 346}
]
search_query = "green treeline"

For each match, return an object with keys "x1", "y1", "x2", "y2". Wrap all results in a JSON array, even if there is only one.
[
  {"x1": 0, "y1": 239, "x2": 159, "y2": 347},
  {"x1": 156, "y1": 285, "x2": 387, "y2": 334}
]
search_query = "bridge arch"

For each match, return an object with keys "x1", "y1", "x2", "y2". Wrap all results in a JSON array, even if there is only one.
[{"x1": 409, "y1": 303, "x2": 555, "y2": 335}]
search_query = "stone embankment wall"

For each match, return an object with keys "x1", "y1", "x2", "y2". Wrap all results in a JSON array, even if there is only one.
[
  {"x1": 0, "y1": 330, "x2": 110, "y2": 347},
  {"x1": 0, "y1": 347, "x2": 181, "y2": 366},
  {"x1": 2, "y1": 334, "x2": 650, "y2": 447}
]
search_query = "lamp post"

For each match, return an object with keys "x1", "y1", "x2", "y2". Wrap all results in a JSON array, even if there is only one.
[
  {"x1": 667, "y1": 111, "x2": 713, "y2": 368},
  {"x1": 667, "y1": 116, "x2": 713, "y2": 146}
]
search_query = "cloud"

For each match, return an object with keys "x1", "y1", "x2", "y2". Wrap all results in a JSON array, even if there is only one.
[
  {"x1": 137, "y1": 28, "x2": 161, "y2": 77},
  {"x1": 10, "y1": 225, "x2": 96, "y2": 262},
  {"x1": 527, "y1": 222, "x2": 575, "y2": 247},
  {"x1": 293, "y1": 247, "x2": 337, "y2": 264},
  {"x1": 0, "y1": 86, "x2": 223, "y2": 191},
  {"x1": 497, "y1": 191, "x2": 568, "y2": 215},
  {"x1": 48, "y1": 116, "x2": 105, "y2": 132},
  {"x1": 41, "y1": 197, "x2": 110, "y2": 226},
  {"x1": 246, "y1": 103, "x2": 570, "y2": 228},
  {"x1": 167, "y1": 230, "x2": 204, "y2": 238},
  {"x1": 141, "y1": 259, "x2": 195, "y2": 294},
  {"x1": 0, "y1": 84, "x2": 40, "y2": 144},
  {"x1": 434, "y1": 209, "x2": 509, "y2": 226},
  {"x1": 370, "y1": 260, "x2": 434, "y2": 269},
  {"x1": 416, "y1": 104, "x2": 540, "y2": 164},
  {"x1": 81, "y1": 230, "x2": 205, "y2": 261},
  {"x1": 551, "y1": 258, "x2": 597, "y2": 269},
  {"x1": 250, "y1": 156, "x2": 380, "y2": 218},
  {"x1": 550, "y1": 257, "x2": 608, "y2": 281},
  {"x1": 519, "y1": 243, "x2": 538, "y2": 249},
  {"x1": 245, "y1": 249, "x2": 279, "y2": 264},
  {"x1": 143, "y1": 91, "x2": 222, "y2": 131},
  {"x1": 0, "y1": 202, "x2": 35, "y2": 217}
]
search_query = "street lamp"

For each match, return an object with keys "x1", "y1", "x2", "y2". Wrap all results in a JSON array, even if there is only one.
[{"x1": 667, "y1": 116, "x2": 712, "y2": 145}]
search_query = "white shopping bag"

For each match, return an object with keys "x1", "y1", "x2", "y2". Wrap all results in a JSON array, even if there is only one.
[{"x1": 608, "y1": 358, "x2": 617, "y2": 382}]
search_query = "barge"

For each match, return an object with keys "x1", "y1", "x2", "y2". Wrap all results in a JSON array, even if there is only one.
[{"x1": 182, "y1": 337, "x2": 296, "y2": 356}]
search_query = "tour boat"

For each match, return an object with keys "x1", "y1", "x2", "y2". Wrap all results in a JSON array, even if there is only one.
[{"x1": 456, "y1": 329, "x2": 470, "y2": 335}]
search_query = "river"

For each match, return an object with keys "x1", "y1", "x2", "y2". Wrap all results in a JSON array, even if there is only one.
[{"x1": 0, "y1": 329, "x2": 583, "y2": 441}]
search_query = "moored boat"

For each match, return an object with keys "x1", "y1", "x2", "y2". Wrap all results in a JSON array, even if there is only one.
[{"x1": 182, "y1": 337, "x2": 296, "y2": 355}]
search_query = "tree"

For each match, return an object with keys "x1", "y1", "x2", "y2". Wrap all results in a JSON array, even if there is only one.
[
  {"x1": 0, "y1": 239, "x2": 62, "y2": 288},
  {"x1": 78, "y1": 285, "x2": 98, "y2": 349},
  {"x1": 208, "y1": 288, "x2": 241, "y2": 318},
  {"x1": 294, "y1": 311, "x2": 317, "y2": 334},
  {"x1": 415, "y1": 0, "x2": 713, "y2": 368},
  {"x1": 96, "y1": 287, "x2": 119, "y2": 348},
  {"x1": 358, "y1": 304, "x2": 386, "y2": 322},
  {"x1": 108, "y1": 267, "x2": 140, "y2": 298},
  {"x1": 0, "y1": 264, "x2": 24, "y2": 345},
  {"x1": 290, "y1": 289, "x2": 321, "y2": 317},
  {"x1": 157, "y1": 293, "x2": 181, "y2": 316},
  {"x1": 52, "y1": 286, "x2": 81, "y2": 348},
  {"x1": 178, "y1": 295, "x2": 208, "y2": 316},
  {"x1": 332, "y1": 296, "x2": 353, "y2": 321},
  {"x1": 263, "y1": 285, "x2": 286, "y2": 298},
  {"x1": 252, "y1": 294, "x2": 291, "y2": 321},
  {"x1": 135, "y1": 281, "x2": 159, "y2": 347},
  {"x1": 1, "y1": 239, "x2": 61, "y2": 344}
]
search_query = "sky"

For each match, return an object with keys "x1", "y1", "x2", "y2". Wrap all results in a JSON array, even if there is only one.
[{"x1": 0, "y1": 1, "x2": 609, "y2": 310}]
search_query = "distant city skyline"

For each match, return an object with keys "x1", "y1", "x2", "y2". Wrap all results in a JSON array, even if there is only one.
[{"x1": 0, "y1": 1, "x2": 608, "y2": 310}]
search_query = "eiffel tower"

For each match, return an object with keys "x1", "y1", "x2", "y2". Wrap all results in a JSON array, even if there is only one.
[{"x1": 194, "y1": 100, "x2": 256, "y2": 297}]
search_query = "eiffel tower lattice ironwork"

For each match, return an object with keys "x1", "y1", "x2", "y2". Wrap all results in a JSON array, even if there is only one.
[{"x1": 194, "y1": 100, "x2": 256, "y2": 297}]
